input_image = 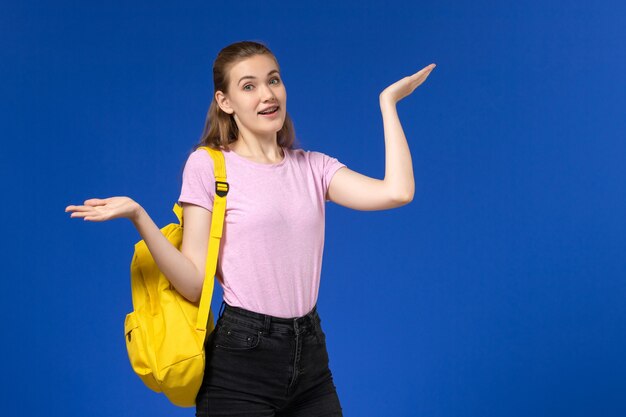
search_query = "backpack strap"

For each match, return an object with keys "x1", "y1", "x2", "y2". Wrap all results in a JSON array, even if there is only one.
[{"x1": 195, "y1": 146, "x2": 228, "y2": 332}]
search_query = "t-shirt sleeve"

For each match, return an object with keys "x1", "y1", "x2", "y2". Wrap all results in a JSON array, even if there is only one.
[
  {"x1": 178, "y1": 149, "x2": 215, "y2": 212},
  {"x1": 310, "y1": 151, "x2": 347, "y2": 202}
]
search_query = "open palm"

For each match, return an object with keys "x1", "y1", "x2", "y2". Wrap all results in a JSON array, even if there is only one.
[
  {"x1": 65, "y1": 196, "x2": 139, "y2": 222},
  {"x1": 380, "y1": 63, "x2": 436, "y2": 104}
]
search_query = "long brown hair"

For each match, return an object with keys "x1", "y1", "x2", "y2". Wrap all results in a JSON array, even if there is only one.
[{"x1": 193, "y1": 40, "x2": 298, "y2": 153}]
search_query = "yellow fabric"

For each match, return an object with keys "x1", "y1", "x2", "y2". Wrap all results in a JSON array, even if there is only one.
[{"x1": 124, "y1": 146, "x2": 227, "y2": 407}]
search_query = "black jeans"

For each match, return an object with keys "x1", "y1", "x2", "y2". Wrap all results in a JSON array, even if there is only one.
[{"x1": 196, "y1": 300, "x2": 344, "y2": 417}]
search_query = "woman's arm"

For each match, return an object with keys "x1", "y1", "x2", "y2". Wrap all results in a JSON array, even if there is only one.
[
  {"x1": 131, "y1": 203, "x2": 210, "y2": 303},
  {"x1": 327, "y1": 63, "x2": 436, "y2": 211},
  {"x1": 65, "y1": 197, "x2": 208, "y2": 302}
]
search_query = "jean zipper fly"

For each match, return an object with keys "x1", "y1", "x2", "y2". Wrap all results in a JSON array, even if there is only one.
[{"x1": 287, "y1": 318, "x2": 303, "y2": 392}]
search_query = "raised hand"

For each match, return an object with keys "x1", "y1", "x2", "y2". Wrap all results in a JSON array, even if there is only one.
[
  {"x1": 380, "y1": 63, "x2": 436, "y2": 105},
  {"x1": 65, "y1": 196, "x2": 141, "y2": 222}
]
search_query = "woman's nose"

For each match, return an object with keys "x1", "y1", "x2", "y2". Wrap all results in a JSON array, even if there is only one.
[{"x1": 260, "y1": 85, "x2": 276, "y2": 102}]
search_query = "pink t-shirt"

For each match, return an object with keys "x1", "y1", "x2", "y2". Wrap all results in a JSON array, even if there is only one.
[{"x1": 177, "y1": 146, "x2": 346, "y2": 318}]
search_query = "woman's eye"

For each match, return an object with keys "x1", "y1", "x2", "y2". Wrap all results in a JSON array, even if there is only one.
[
  {"x1": 243, "y1": 84, "x2": 253, "y2": 91},
  {"x1": 270, "y1": 78, "x2": 280, "y2": 85}
]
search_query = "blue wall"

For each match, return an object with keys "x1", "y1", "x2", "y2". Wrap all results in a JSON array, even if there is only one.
[{"x1": 2, "y1": 1, "x2": 625, "y2": 416}]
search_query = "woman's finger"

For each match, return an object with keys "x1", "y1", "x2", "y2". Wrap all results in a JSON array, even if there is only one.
[
  {"x1": 68, "y1": 204, "x2": 96, "y2": 212},
  {"x1": 66, "y1": 198, "x2": 106, "y2": 211},
  {"x1": 70, "y1": 209, "x2": 89, "y2": 218},
  {"x1": 85, "y1": 198, "x2": 107, "y2": 206},
  {"x1": 71, "y1": 209, "x2": 104, "y2": 222},
  {"x1": 410, "y1": 64, "x2": 436, "y2": 81},
  {"x1": 417, "y1": 63, "x2": 436, "y2": 75}
]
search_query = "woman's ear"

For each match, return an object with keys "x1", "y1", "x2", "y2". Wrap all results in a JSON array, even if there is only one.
[{"x1": 215, "y1": 91, "x2": 234, "y2": 115}]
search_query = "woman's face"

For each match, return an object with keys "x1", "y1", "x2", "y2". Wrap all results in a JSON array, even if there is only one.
[{"x1": 216, "y1": 54, "x2": 287, "y2": 141}]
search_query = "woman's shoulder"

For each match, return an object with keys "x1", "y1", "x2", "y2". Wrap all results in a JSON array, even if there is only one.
[
  {"x1": 187, "y1": 147, "x2": 216, "y2": 164},
  {"x1": 288, "y1": 147, "x2": 342, "y2": 167},
  {"x1": 286, "y1": 147, "x2": 328, "y2": 161},
  {"x1": 181, "y1": 147, "x2": 216, "y2": 178}
]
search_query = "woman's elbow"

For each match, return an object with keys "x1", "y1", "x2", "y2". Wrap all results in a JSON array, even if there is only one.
[
  {"x1": 391, "y1": 190, "x2": 414, "y2": 206},
  {"x1": 176, "y1": 275, "x2": 204, "y2": 304},
  {"x1": 189, "y1": 279, "x2": 205, "y2": 304},
  {"x1": 186, "y1": 290, "x2": 201, "y2": 304}
]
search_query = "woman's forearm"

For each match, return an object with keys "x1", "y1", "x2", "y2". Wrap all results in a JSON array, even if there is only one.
[
  {"x1": 380, "y1": 97, "x2": 415, "y2": 202},
  {"x1": 131, "y1": 205, "x2": 204, "y2": 302}
]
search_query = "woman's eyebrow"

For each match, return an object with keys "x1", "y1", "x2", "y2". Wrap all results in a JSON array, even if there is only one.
[{"x1": 238, "y1": 69, "x2": 280, "y2": 86}]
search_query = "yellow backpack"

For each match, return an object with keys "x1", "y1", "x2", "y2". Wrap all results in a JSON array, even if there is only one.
[{"x1": 124, "y1": 146, "x2": 228, "y2": 407}]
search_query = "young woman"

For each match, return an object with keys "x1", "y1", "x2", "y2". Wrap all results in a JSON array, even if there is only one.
[{"x1": 65, "y1": 40, "x2": 435, "y2": 416}]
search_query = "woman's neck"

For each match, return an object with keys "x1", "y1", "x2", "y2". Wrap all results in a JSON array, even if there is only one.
[{"x1": 230, "y1": 134, "x2": 284, "y2": 164}]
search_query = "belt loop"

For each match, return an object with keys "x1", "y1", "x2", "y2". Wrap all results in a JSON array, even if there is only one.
[
  {"x1": 263, "y1": 313, "x2": 271, "y2": 335},
  {"x1": 218, "y1": 300, "x2": 226, "y2": 319}
]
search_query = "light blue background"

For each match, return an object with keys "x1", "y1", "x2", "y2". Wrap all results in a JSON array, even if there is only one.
[{"x1": 2, "y1": 1, "x2": 624, "y2": 416}]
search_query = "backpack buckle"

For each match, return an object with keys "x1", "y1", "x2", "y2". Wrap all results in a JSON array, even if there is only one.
[{"x1": 215, "y1": 181, "x2": 229, "y2": 197}]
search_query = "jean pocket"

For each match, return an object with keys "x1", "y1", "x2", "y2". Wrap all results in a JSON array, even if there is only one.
[
  {"x1": 314, "y1": 319, "x2": 327, "y2": 344},
  {"x1": 214, "y1": 322, "x2": 262, "y2": 351}
]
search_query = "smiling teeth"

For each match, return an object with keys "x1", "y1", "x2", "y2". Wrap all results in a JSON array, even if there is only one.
[{"x1": 259, "y1": 107, "x2": 278, "y2": 114}]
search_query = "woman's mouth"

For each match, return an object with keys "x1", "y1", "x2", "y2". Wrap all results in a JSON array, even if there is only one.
[{"x1": 258, "y1": 106, "x2": 280, "y2": 117}]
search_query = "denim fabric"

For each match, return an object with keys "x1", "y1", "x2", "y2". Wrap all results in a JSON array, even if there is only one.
[{"x1": 196, "y1": 300, "x2": 343, "y2": 417}]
